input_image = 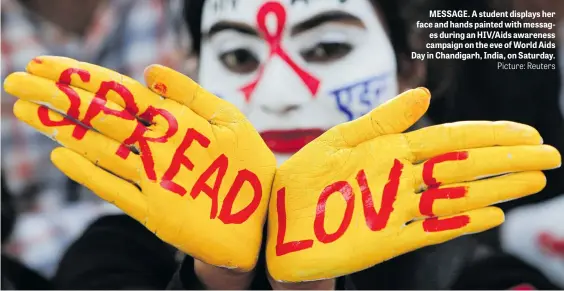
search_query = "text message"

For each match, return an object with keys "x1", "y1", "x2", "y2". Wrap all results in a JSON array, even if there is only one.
[{"x1": 412, "y1": 9, "x2": 557, "y2": 70}]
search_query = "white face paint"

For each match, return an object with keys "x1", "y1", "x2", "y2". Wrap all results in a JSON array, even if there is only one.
[{"x1": 199, "y1": 0, "x2": 398, "y2": 164}]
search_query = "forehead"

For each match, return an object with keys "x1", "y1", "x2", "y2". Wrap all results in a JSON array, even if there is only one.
[{"x1": 201, "y1": 0, "x2": 377, "y2": 31}]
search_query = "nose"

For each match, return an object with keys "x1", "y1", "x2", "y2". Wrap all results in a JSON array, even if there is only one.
[{"x1": 251, "y1": 57, "x2": 311, "y2": 116}]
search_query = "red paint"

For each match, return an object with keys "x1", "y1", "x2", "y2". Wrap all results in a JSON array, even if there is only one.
[
  {"x1": 422, "y1": 151, "x2": 469, "y2": 188},
  {"x1": 189, "y1": 154, "x2": 229, "y2": 218},
  {"x1": 31, "y1": 57, "x2": 43, "y2": 64},
  {"x1": 422, "y1": 216, "x2": 470, "y2": 232},
  {"x1": 419, "y1": 187, "x2": 467, "y2": 216},
  {"x1": 537, "y1": 232, "x2": 564, "y2": 257},
  {"x1": 260, "y1": 129, "x2": 324, "y2": 153},
  {"x1": 37, "y1": 67, "x2": 265, "y2": 227},
  {"x1": 58, "y1": 68, "x2": 91, "y2": 85},
  {"x1": 118, "y1": 106, "x2": 178, "y2": 180},
  {"x1": 218, "y1": 169, "x2": 263, "y2": 224},
  {"x1": 314, "y1": 181, "x2": 355, "y2": 244},
  {"x1": 239, "y1": 1, "x2": 320, "y2": 102},
  {"x1": 153, "y1": 82, "x2": 167, "y2": 95},
  {"x1": 357, "y1": 159, "x2": 403, "y2": 231},
  {"x1": 510, "y1": 284, "x2": 536, "y2": 290},
  {"x1": 72, "y1": 81, "x2": 140, "y2": 139},
  {"x1": 38, "y1": 84, "x2": 82, "y2": 126},
  {"x1": 421, "y1": 152, "x2": 470, "y2": 232},
  {"x1": 419, "y1": 187, "x2": 469, "y2": 232},
  {"x1": 275, "y1": 187, "x2": 314, "y2": 256},
  {"x1": 160, "y1": 128, "x2": 211, "y2": 194},
  {"x1": 38, "y1": 69, "x2": 88, "y2": 127},
  {"x1": 37, "y1": 104, "x2": 79, "y2": 127}
]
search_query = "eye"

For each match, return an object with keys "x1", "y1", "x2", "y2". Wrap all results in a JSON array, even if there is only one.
[
  {"x1": 219, "y1": 48, "x2": 260, "y2": 74},
  {"x1": 301, "y1": 42, "x2": 353, "y2": 63}
]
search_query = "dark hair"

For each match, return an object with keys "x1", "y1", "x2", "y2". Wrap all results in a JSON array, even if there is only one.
[{"x1": 183, "y1": 0, "x2": 420, "y2": 77}]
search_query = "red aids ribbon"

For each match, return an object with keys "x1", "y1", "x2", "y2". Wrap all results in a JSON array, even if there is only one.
[{"x1": 239, "y1": 1, "x2": 320, "y2": 102}]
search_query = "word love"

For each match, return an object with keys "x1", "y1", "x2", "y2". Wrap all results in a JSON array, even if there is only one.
[
  {"x1": 38, "y1": 67, "x2": 262, "y2": 225},
  {"x1": 275, "y1": 152, "x2": 470, "y2": 256}
]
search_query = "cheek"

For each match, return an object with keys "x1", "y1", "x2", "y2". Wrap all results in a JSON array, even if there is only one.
[
  {"x1": 311, "y1": 50, "x2": 399, "y2": 122},
  {"x1": 319, "y1": 75, "x2": 398, "y2": 122}
]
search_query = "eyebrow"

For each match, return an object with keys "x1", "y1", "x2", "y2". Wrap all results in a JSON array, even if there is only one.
[
  {"x1": 290, "y1": 11, "x2": 365, "y2": 36},
  {"x1": 205, "y1": 21, "x2": 259, "y2": 39}
]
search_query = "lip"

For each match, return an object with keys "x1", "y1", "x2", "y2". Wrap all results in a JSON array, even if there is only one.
[{"x1": 260, "y1": 129, "x2": 325, "y2": 154}]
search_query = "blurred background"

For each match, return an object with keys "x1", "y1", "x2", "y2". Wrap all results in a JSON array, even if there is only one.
[{"x1": 1, "y1": 0, "x2": 563, "y2": 289}]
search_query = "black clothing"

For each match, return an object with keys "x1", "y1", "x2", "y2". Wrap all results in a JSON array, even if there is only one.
[
  {"x1": 1, "y1": 172, "x2": 51, "y2": 290},
  {"x1": 55, "y1": 214, "x2": 347, "y2": 290},
  {"x1": 451, "y1": 253, "x2": 560, "y2": 290},
  {"x1": 54, "y1": 215, "x2": 178, "y2": 289},
  {"x1": 1, "y1": 254, "x2": 52, "y2": 290},
  {"x1": 351, "y1": 236, "x2": 481, "y2": 289},
  {"x1": 166, "y1": 244, "x2": 349, "y2": 290},
  {"x1": 1, "y1": 173, "x2": 16, "y2": 244},
  {"x1": 56, "y1": 214, "x2": 483, "y2": 290}
]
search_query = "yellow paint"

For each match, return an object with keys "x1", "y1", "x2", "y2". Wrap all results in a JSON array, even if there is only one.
[
  {"x1": 4, "y1": 56, "x2": 561, "y2": 283},
  {"x1": 266, "y1": 88, "x2": 561, "y2": 282},
  {"x1": 5, "y1": 57, "x2": 277, "y2": 272}
]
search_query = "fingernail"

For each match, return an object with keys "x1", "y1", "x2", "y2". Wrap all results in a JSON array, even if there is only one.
[{"x1": 417, "y1": 87, "x2": 430, "y2": 96}]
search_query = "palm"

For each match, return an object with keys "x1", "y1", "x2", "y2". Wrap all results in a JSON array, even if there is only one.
[
  {"x1": 4, "y1": 56, "x2": 276, "y2": 271},
  {"x1": 267, "y1": 88, "x2": 561, "y2": 282}
]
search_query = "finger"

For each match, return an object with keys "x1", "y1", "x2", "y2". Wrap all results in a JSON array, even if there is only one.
[
  {"x1": 51, "y1": 147, "x2": 147, "y2": 222},
  {"x1": 25, "y1": 56, "x2": 164, "y2": 115},
  {"x1": 413, "y1": 145, "x2": 561, "y2": 188},
  {"x1": 144, "y1": 64, "x2": 246, "y2": 122},
  {"x1": 404, "y1": 121, "x2": 543, "y2": 163},
  {"x1": 328, "y1": 87, "x2": 430, "y2": 146},
  {"x1": 411, "y1": 171, "x2": 546, "y2": 219},
  {"x1": 5, "y1": 72, "x2": 157, "y2": 145},
  {"x1": 399, "y1": 207, "x2": 504, "y2": 253},
  {"x1": 13, "y1": 100, "x2": 141, "y2": 183}
]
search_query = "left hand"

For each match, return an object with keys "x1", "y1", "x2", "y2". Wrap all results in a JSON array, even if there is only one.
[{"x1": 266, "y1": 88, "x2": 561, "y2": 282}]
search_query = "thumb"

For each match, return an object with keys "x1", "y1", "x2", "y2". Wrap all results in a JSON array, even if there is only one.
[{"x1": 331, "y1": 87, "x2": 431, "y2": 146}]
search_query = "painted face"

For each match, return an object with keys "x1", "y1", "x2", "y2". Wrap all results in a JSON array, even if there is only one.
[{"x1": 199, "y1": 0, "x2": 398, "y2": 163}]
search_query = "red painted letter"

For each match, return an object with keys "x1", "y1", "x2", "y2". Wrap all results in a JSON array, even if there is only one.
[
  {"x1": 73, "y1": 81, "x2": 139, "y2": 139},
  {"x1": 420, "y1": 151, "x2": 470, "y2": 232},
  {"x1": 218, "y1": 169, "x2": 262, "y2": 224},
  {"x1": 118, "y1": 106, "x2": 178, "y2": 180},
  {"x1": 313, "y1": 181, "x2": 355, "y2": 244},
  {"x1": 357, "y1": 159, "x2": 403, "y2": 231},
  {"x1": 161, "y1": 128, "x2": 211, "y2": 194},
  {"x1": 422, "y1": 151, "x2": 469, "y2": 188},
  {"x1": 38, "y1": 68, "x2": 89, "y2": 127},
  {"x1": 190, "y1": 154, "x2": 228, "y2": 218},
  {"x1": 275, "y1": 187, "x2": 314, "y2": 256}
]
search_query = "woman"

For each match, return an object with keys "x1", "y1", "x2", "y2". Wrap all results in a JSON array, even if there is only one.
[{"x1": 55, "y1": 0, "x2": 483, "y2": 289}]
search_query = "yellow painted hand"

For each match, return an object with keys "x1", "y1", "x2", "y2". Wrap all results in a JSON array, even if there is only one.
[
  {"x1": 266, "y1": 88, "x2": 562, "y2": 282},
  {"x1": 4, "y1": 56, "x2": 276, "y2": 271}
]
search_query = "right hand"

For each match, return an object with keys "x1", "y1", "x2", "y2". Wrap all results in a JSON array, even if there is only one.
[{"x1": 4, "y1": 56, "x2": 277, "y2": 273}]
